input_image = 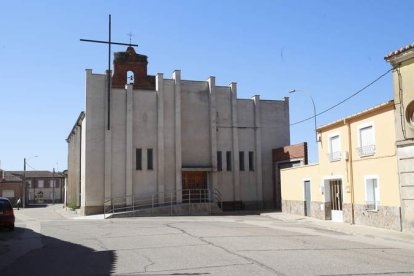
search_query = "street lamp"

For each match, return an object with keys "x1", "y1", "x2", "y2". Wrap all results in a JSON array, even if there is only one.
[
  {"x1": 289, "y1": 89, "x2": 318, "y2": 142},
  {"x1": 23, "y1": 155, "x2": 38, "y2": 208}
]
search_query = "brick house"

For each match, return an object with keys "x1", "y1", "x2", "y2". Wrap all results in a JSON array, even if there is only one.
[
  {"x1": 9, "y1": 171, "x2": 65, "y2": 204},
  {"x1": 0, "y1": 170, "x2": 23, "y2": 206}
]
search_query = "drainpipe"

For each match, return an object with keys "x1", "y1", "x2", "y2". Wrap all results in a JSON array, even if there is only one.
[{"x1": 345, "y1": 119, "x2": 355, "y2": 224}]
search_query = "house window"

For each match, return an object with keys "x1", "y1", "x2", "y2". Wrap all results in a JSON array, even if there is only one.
[
  {"x1": 217, "y1": 151, "x2": 222, "y2": 171},
  {"x1": 147, "y1": 148, "x2": 153, "y2": 170},
  {"x1": 2, "y1": 190, "x2": 14, "y2": 198},
  {"x1": 365, "y1": 177, "x2": 379, "y2": 210},
  {"x1": 358, "y1": 125, "x2": 375, "y2": 156},
  {"x1": 27, "y1": 180, "x2": 32, "y2": 188},
  {"x1": 249, "y1": 151, "x2": 254, "y2": 171},
  {"x1": 136, "y1": 148, "x2": 142, "y2": 170},
  {"x1": 329, "y1": 135, "x2": 341, "y2": 161},
  {"x1": 37, "y1": 180, "x2": 44, "y2": 188},
  {"x1": 226, "y1": 151, "x2": 232, "y2": 171},
  {"x1": 239, "y1": 151, "x2": 245, "y2": 171},
  {"x1": 50, "y1": 180, "x2": 55, "y2": 188}
]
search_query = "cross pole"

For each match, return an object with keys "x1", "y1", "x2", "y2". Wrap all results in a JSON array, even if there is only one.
[{"x1": 80, "y1": 14, "x2": 138, "y2": 130}]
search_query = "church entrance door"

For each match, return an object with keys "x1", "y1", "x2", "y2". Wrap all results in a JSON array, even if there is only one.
[{"x1": 182, "y1": 172, "x2": 208, "y2": 203}]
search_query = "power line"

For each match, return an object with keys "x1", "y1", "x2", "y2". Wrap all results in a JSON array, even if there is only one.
[{"x1": 290, "y1": 68, "x2": 393, "y2": 126}]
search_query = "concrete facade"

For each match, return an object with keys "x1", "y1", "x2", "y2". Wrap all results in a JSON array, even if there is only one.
[
  {"x1": 67, "y1": 47, "x2": 290, "y2": 215},
  {"x1": 385, "y1": 43, "x2": 414, "y2": 232},
  {"x1": 281, "y1": 102, "x2": 402, "y2": 231}
]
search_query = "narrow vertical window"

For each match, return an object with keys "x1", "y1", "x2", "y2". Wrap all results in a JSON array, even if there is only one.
[
  {"x1": 239, "y1": 151, "x2": 245, "y2": 171},
  {"x1": 226, "y1": 151, "x2": 232, "y2": 171},
  {"x1": 217, "y1": 151, "x2": 222, "y2": 171},
  {"x1": 147, "y1": 148, "x2": 153, "y2": 170},
  {"x1": 249, "y1": 151, "x2": 254, "y2": 171},
  {"x1": 136, "y1": 148, "x2": 142, "y2": 170}
]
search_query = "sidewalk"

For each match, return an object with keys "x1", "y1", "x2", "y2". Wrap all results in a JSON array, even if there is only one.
[
  {"x1": 53, "y1": 204, "x2": 105, "y2": 220},
  {"x1": 261, "y1": 211, "x2": 414, "y2": 246}
]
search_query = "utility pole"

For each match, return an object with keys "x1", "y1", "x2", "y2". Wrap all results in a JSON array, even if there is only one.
[
  {"x1": 23, "y1": 158, "x2": 26, "y2": 208},
  {"x1": 52, "y1": 168, "x2": 55, "y2": 204}
]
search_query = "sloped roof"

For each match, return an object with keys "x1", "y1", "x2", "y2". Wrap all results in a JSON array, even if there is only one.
[
  {"x1": 317, "y1": 100, "x2": 394, "y2": 132},
  {"x1": 1, "y1": 171, "x2": 22, "y2": 182},
  {"x1": 385, "y1": 42, "x2": 414, "y2": 61},
  {"x1": 9, "y1": 171, "x2": 64, "y2": 178}
]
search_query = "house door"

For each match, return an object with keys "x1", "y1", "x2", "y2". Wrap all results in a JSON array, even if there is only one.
[
  {"x1": 304, "y1": 181, "x2": 311, "y2": 216},
  {"x1": 329, "y1": 180, "x2": 343, "y2": 222},
  {"x1": 182, "y1": 172, "x2": 208, "y2": 203}
]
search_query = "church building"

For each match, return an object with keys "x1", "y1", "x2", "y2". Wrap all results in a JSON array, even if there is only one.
[{"x1": 66, "y1": 47, "x2": 290, "y2": 215}]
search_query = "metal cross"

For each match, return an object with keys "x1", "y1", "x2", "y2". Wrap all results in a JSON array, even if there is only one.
[
  {"x1": 127, "y1": 32, "x2": 133, "y2": 46},
  {"x1": 80, "y1": 15, "x2": 138, "y2": 130}
]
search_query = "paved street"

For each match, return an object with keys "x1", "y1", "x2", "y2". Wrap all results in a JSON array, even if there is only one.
[{"x1": 1, "y1": 205, "x2": 414, "y2": 275}]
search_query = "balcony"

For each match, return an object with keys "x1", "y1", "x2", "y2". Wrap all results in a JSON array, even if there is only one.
[
  {"x1": 328, "y1": 151, "x2": 342, "y2": 162},
  {"x1": 357, "y1": 144, "x2": 376, "y2": 157}
]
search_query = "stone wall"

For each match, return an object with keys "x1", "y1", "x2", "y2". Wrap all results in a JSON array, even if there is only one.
[
  {"x1": 310, "y1": 201, "x2": 331, "y2": 220},
  {"x1": 353, "y1": 204, "x2": 402, "y2": 231},
  {"x1": 282, "y1": 200, "x2": 305, "y2": 216}
]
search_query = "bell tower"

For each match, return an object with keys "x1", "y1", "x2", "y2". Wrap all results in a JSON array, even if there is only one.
[{"x1": 112, "y1": 46, "x2": 155, "y2": 90}]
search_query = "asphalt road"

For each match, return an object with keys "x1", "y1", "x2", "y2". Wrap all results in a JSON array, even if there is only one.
[{"x1": 1, "y1": 205, "x2": 414, "y2": 275}]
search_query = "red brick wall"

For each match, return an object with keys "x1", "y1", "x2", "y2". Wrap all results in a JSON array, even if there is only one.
[
  {"x1": 0, "y1": 182, "x2": 23, "y2": 205},
  {"x1": 272, "y1": 142, "x2": 308, "y2": 165},
  {"x1": 112, "y1": 47, "x2": 155, "y2": 90}
]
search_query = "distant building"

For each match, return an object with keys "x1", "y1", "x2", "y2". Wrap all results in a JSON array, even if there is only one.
[
  {"x1": 9, "y1": 171, "x2": 64, "y2": 204},
  {"x1": 0, "y1": 170, "x2": 23, "y2": 206},
  {"x1": 385, "y1": 42, "x2": 414, "y2": 232},
  {"x1": 281, "y1": 101, "x2": 402, "y2": 231},
  {"x1": 66, "y1": 47, "x2": 291, "y2": 215}
]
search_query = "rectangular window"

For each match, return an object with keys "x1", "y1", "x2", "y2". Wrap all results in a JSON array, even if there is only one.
[
  {"x1": 249, "y1": 151, "x2": 254, "y2": 171},
  {"x1": 365, "y1": 177, "x2": 379, "y2": 210},
  {"x1": 37, "y1": 180, "x2": 44, "y2": 188},
  {"x1": 147, "y1": 148, "x2": 153, "y2": 170},
  {"x1": 27, "y1": 180, "x2": 32, "y2": 188},
  {"x1": 226, "y1": 151, "x2": 232, "y2": 171},
  {"x1": 329, "y1": 135, "x2": 341, "y2": 161},
  {"x1": 2, "y1": 190, "x2": 14, "y2": 198},
  {"x1": 217, "y1": 151, "x2": 222, "y2": 171},
  {"x1": 239, "y1": 151, "x2": 245, "y2": 171},
  {"x1": 358, "y1": 125, "x2": 375, "y2": 156},
  {"x1": 50, "y1": 180, "x2": 55, "y2": 188},
  {"x1": 136, "y1": 148, "x2": 142, "y2": 170}
]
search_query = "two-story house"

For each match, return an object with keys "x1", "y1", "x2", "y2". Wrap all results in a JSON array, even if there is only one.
[{"x1": 281, "y1": 101, "x2": 401, "y2": 231}]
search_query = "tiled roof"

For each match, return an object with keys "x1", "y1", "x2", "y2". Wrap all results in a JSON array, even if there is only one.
[
  {"x1": 1, "y1": 171, "x2": 22, "y2": 182},
  {"x1": 385, "y1": 42, "x2": 414, "y2": 61},
  {"x1": 9, "y1": 171, "x2": 64, "y2": 178},
  {"x1": 317, "y1": 100, "x2": 394, "y2": 131}
]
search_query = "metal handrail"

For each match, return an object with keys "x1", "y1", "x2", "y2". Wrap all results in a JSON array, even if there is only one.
[{"x1": 103, "y1": 188, "x2": 217, "y2": 218}]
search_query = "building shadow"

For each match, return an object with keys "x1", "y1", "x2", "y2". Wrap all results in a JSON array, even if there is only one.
[{"x1": 0, "y1": 227, "x2": 116, "y2": 276}]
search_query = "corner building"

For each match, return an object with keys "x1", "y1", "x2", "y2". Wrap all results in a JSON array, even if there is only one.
[{"x1": 67, "y1": 47, "x2": 290, "y2": 215}]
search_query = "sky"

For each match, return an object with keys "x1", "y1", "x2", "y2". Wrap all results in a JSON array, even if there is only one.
[{"x1": 0, "y1": 0, "x2": 413, "y2": 171}]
